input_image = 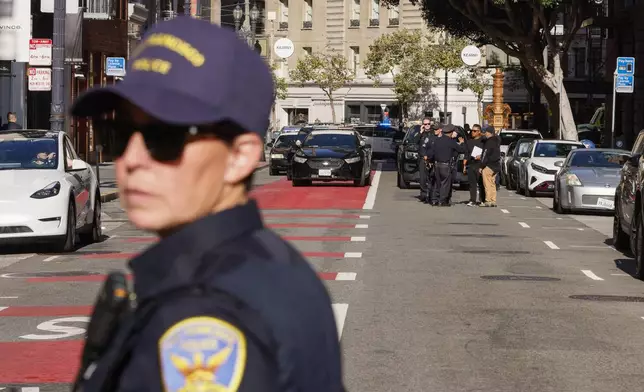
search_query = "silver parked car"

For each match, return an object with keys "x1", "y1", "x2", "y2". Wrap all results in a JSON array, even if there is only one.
[{"x1": 553, "y1": 148, "x2": 630, "y2": 214}]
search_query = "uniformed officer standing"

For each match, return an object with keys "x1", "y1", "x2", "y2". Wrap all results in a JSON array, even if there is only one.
[
  {"x1": 428, "y1": 124, "x2": 466, "y2": 206},
  {"x1": 70, "y1": 17, "x2": 343, "y2": 392},
  {"x1": 418, "y1": 118, "x2": 434, "y2": 203}
]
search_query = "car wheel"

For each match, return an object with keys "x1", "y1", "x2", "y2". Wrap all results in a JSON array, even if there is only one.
[
  {"x1": 613, "y1": 202, "x2": 630, "y2": 251},
  {"x1": 397, "y1": 171, "x2": 409, "y2": 189},
  {"x1": 57, "y1": 200, "x2": 76, "y2": 253},
  {"x1": 80, "y1": 197, "x2": 102, "y2": 244},
  {"x1": 365, "y1": 171, "x2": 372, "y2": 186},
  {"x1": 635, "y1": 215, "x2": 644, "y2": 279},
  {"x1": 292, "y1": 179, "x2": 310, "y2": 187},
  {"x1": 526, "y1": 178, "x2": 536, "y2": 197},
  {"x1": 554, "y1": 186, "x2": 566, "y2": 214}
]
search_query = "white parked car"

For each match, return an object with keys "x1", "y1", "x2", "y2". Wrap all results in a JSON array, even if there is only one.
[
  {"x1": 0, "y1": 130, "x2": 102, "y2": 251},
  {"x1": 518, "y1": 139, "x2": 585, "y2": 197}
]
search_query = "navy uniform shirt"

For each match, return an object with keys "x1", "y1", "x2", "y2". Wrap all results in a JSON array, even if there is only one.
[
  {"x1": 82, "y1": 201, "x2": 342, "y2": 392},
  {"x1": 419, "y1": 131, "x2": 434, "y2": 157},
  {"x1": 428, "y1": 135, "x2": 466, "y2": 163}
]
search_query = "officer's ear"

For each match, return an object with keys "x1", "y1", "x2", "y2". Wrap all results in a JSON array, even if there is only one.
[{"x1": 223, "y1": 132, "x2": 263, "y2": 187}]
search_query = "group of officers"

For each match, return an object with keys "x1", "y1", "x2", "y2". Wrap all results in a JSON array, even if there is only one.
[{"x1": 416, "y1": 119, "x2": 501, "y2": 207}]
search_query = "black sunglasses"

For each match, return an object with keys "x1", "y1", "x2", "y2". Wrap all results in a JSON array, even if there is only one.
[{"x1": 93, "y1": 119, "x2": 240, "y2": 162}]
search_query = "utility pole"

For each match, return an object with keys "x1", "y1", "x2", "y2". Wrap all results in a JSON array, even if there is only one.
[{"x1": 50, "y1": 0, "x2": 66, "y2": 132}]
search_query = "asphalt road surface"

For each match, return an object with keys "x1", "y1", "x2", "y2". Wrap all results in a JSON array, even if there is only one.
[{"x1": 1, "y1": 161, "x2": 644, "y2": 392}]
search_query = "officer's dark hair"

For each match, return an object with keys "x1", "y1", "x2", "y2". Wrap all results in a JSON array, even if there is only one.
[
  {"x1": 471, "y1": 124, "x2": 482, "y2": 131},
  {"x1": 423, "y1": 117, "x2": 432, "y2": 122}
]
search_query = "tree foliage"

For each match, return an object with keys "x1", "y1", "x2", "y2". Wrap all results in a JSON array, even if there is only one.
[
  {"x1": 385, "y1": 0, "x2": 605, "y2": 139},
  {"x1": 457, "y1": 67, "x2": 492, "y2": 123},
  {"x1": 362, "y1": 28, "x2": 468, "y2": 117},
  {"x1": 289, "y1": 50, "x2": 354, "y2": 123},
  {"x1": 271, "y1": 63, "x2": 288, "y2": 101}
]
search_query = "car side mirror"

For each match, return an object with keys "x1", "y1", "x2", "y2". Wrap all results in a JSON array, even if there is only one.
[
  {"x1": 70, "y1": 159, "x2": 88, "y2": 171},
  {"x1": 266, "y1": 142, "x2": 273, "y2": 148},
  {"x1": 295, "y1": 140, "x2": 302, "y2": 147},
  {"x1": 554, "y1": 161, "x2": 564, "y2": 167},
  {"x1": 629, "y1": 154, "x2": 641, "y2": 166},
  {"x1": 360, "y1": 140, "x2": 366, "y2": 147},
  {"x1": 519, "y1": 152, "x2": 529, "y2": 158}
]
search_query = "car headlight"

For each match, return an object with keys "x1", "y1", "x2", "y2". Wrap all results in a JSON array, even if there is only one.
[
  {"x1": 30, "y1": 181, "x2": 61, "y2": 199},
  {"x1": 405, "y1": 151, "x2": 418, "y2": 159},
  {"x1": 565, "y1": 173, "x2": 582, "y2": 186},
  {"x1": 531, "y1": 163, "x2": 549, "y2": 174},
  {"x1": 345, "y1": 156, "x2": 361, "y2": 164},
  {"x1": 271, "y1": 153, "x2": 284, "y2": 159},
  {"x1": 293, "y1": 156, "x2": 307, "y2": 163}
]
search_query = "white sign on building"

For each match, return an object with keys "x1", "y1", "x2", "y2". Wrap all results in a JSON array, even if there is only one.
[
  {"x1": 0, "y1": 0, "x2": 32, "y2": 62},
  {"x1": 460, "y1": 45, "x2": 482, "y2": 66},
  {"x1": 28, "y1": 68, "x2": 52, "y2": 91},
  {"x1": 274, "y1": 38, "x2": 295, "y2": 59},
  {"x1": 40, "y1": 0, "x2": 80, "y2": 13},
  {"x1": 29, "y1": 39, "x2": 53, "y2": 66}
]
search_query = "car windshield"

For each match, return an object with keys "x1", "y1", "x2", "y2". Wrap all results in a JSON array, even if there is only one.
[
  {"x1": 534, "y1": 143, "x2": 581, "y2": 158},
  {"x1": 0, "y1": 133, "x2": 59, "y2": 170},
  {"x1": 569, "y1": 151, "x2": 630, "y2": 167},
  {"x1": 303, "y1": 133, "x2": 357, "y2": 148},
  {"x1": 500, "y1": 132, "x2": 540, "y2": 145},
  {"x1": 274, "y1": 134, "x2": 304, "y2": 148},
  {"x1": 404, "y1": 125, "x2": 422, "y2": 144}
]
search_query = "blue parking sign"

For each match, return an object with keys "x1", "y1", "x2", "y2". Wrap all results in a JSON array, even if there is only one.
[
  {"x1": 106, "y1": 57, "x2": 126, "y2": 77},
  {"x1": 617, "y1": 57, "x2": 635, "y2": 76},
  {"x1": 616, "y1": 75, "x2": 634, "y2": 93}
]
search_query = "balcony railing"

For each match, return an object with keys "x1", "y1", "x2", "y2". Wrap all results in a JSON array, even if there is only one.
[
  {"x1": 369, "y1": 18, "x2": 379, "y2": 27},
  {"x1": 350, "y1": 19, "x2": 359, "y2": 27},
  {"x1": 279, "y1": 21, "x2": 288, "y2": 30},
  {"x1": 302, "y1": 20, "x2": 312, "y2": 29},
  {"x1": 388, "y1": 18, "x2": 399, "y2": 26}
]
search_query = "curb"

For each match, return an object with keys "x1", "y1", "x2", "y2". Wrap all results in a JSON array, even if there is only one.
[{"x1": 99, "y1": 164, "x2": 270, "y2": 202}]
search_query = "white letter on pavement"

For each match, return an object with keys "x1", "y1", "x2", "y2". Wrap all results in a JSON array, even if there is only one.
[{"x1": 20, "y1": 316, "x2": 90, "y2": 340}]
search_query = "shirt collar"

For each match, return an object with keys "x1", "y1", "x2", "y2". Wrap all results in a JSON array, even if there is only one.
[{"x1": 128, "y1": 200, "x2": 263, "y2": 301}]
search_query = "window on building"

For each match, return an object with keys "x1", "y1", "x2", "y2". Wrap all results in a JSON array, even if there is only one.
[
  {"x1": 370, "y1": 0, "x2": 379, "y2": 20},
  {"x1": 349, "y1": 46, "x2": 360, "y2": 73},
  {"x1": 351, "y1": 0, "x2": 360, "y2": 20},
  {"x1": 303, "y1": 46, "x2": 312, "y2": 56},
  {"x1": 388, "y1": 4, "x2": 399, "y2": 19},
  {"x1": 303, "y1": 0, "x2": 313, "y2": 22},
  {"x1": 279, "y1": 0, "x2": 289, "y2": 22}
]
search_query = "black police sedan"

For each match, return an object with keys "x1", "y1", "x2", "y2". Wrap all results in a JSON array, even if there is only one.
[
  {"x1": 267, "y1": 132, "x2": 305, "y2": 175},
  {"x1": 290, "y1": 130, "x2": 372, "y2": 187},
  {"x1": 396, "y1": 125, "x2": 422, "y2": 188}
]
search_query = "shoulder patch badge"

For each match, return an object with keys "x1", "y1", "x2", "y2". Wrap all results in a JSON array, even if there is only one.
[{"x1": 159, "y1": 316, "x2": 247, "y2": 392}]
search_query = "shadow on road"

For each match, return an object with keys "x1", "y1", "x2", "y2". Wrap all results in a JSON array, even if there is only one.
[{"x1": 615, "y1": 258, "x2": 637, "y2": 277}]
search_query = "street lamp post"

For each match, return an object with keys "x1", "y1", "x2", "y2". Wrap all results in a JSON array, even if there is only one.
[
  {"x1": 233, "y1": 1, "x2": 259, "y2": 47},
  {"x1": 233, "y1": 3, "x2": 242, "y2": 32},
  {"x1": 250, "y1": 3, "x2": 259, "y2": 47},
  {"x1": 439, "y1": 32, "x2": 450, "y2": 124}
]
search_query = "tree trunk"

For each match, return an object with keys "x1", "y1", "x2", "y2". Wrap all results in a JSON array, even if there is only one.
[
  {"x1": 523, "y1": 53, "x2": 577, "y2": 141},
  {"x1": 476, "y1": 98, "x2": 483, "y2": 124},
  {"x1": 328, "y1": 93, "x2": 336, "y2": 124}
]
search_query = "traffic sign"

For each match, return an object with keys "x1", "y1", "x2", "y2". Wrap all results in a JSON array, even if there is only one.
[
  {"x1": 29, "y1": 39, "x2": 52, "y2": 66},
  {"x1": 617, "y1": 57, "x2": 635, "y2": 76},
  {"x1": 106, "y1": 57, "x2": 126, "y2": 77},
  {"x1": 616, "y1": 75, "x2": 634, "y2": 93},
  {"x1": 460, "y1": 45, "x2": 481, "y2": 66},
  {"x1": 28, "y1": 68, "x2": 52, "y2": 91},
  {"x1": 274, "y1": 38, "x2": 294, "y2": 59}
]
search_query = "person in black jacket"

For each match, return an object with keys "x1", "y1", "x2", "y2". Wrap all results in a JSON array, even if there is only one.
[
  {"x1": 428, "y1": 124, "x2": 466, "y2": 206},
  {"x1": 479, "y1": 125, "x2": 501, "y2": 207},
  {"x1": 1, "y1": 112, "x2": 21, "y2": 130},
  {"x1": 462, "y1": 124, "x2": 485, "y2": 206},
  {"x1": 417, "y1": 118, "x2": 434, "y2": 202}
]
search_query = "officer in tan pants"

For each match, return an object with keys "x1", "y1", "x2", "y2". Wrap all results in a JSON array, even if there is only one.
[{"x1": 479, "y1": 126, "x2": 501, "y2": 207}]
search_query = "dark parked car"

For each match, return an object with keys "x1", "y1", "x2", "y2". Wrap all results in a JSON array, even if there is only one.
[
  {"x1": 267, "y1": 133, "x2": 306, "y2": 175},
  {"x1": 291, "y1": 130, "x2": 372, "y2": 187},
  {"x1": 396, "y1": 125, "x2": 422, "y2": 188},
  {"x1": 505, "y1": 137, "x2": 540, "y2": 190},
  {"x1": 613, "y1": 131, "x2": 644, "y2": 273}
]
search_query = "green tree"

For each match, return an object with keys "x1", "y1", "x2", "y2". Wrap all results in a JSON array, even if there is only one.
[
  {"x1": 457, "y1": 67, "x2": 492, "y2": 123},
  {"x1": 289, "y1": 50, "x2": 354, "y2": 123},
  {"x1": 271, "y1": 63, "x2": 288, "y2": 101},
  {"x1": 394, "y1": 0, "x2": 604, "y2": 140},
  {"x1": 362, "y1": 29, "x2": 467, "y2": 117}
]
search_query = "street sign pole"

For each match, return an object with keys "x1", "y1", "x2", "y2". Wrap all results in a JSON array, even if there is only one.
[
  {"x1": 611, "y1": 70, "x2": 617, "y2": 148},
  {"x1": 50, "y1": 0, "x2": 66, "y2": 133}
]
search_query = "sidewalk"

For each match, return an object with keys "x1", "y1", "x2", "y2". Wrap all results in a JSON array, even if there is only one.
[{"x1": 97, "y1": 161, "x2": 270, "y2": 203}]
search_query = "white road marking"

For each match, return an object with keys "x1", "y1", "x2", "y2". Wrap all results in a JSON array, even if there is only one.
[
  {"x1": 350, "y1": 236, "x2": 366, "y2": 242},
  {"x1": 611, "y1": 273, "x2": 630, "y2": 276},
  {"x1": 577, "y1": 228, "x2": 584, "y2": 231},
  {"x1": 518, "y1": 222, "x2": 530, "y2": 228},
  {"x1": 0, "y1": 296, "x2": 18, "y2": 299},
  {"x1": 570, "y1": 245, "x2": 612, "y2": 249},
  {"x1": 22, "y1": 388, "x2": 39, "y2": 392},
  {"x1": 0, "y1": 307, "x2": 7, "y2": 313},
  {"x1": 43, "y1": 256, "x2": 59, "y2": 262},
  {"x1": 557, "y1": 217, "x2": 563, "y2": 220},
  {"x1": 520, "y1": 197, "x2": 526, "y2": 200},
  {"x1": 354, "y1": 224, "x2": 368, "y2": 229},
  {"x1": 344, "y1": 252, "x2": 362, "y2": 258},
  {"x1": 0, "y1": 254, "x2": 35, "y2": 269},
  {"x1": 500, "y1": 209, "x2": 510, "y2": 214},
  {"x1": 359, "y1": 215, "x2": 371, "y2": 219},
  {"x1": 332, "y1": 303, "x2": 349, "y2": 340},
  {"x1": 541, "y1": 226, "x2": 584, "y2": 230},
  {"x1": 544, "y1": 241, "x2": 559, "y2": 249},
  {"x1": 536, "y1": 206, "x2": 542, "y2": 209},
  {"x1": 335, "y1": 272, "x2": 357, "y2": 281},
  {"x1": 581, "y1": 270, "x2": 604, "y2": 281},
  {"x1": 362, "y1": 162, "x2": 383, "y2": 210}
]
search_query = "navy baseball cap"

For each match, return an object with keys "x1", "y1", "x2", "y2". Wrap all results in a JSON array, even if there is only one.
[{"x1": 71, "y1": 17, "x2": 274, "y2": 137}]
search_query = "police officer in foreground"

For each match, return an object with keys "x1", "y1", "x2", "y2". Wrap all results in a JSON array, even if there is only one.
[
  {"x1": 418, "y1": 118, "x2": 434, "y2": 202},
  {"x1": 428, "y1": 124, "x2": 466, "y2": 206},
  {"x1": 70, "y1": 17, "x2": 343, "y2": 392}
]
